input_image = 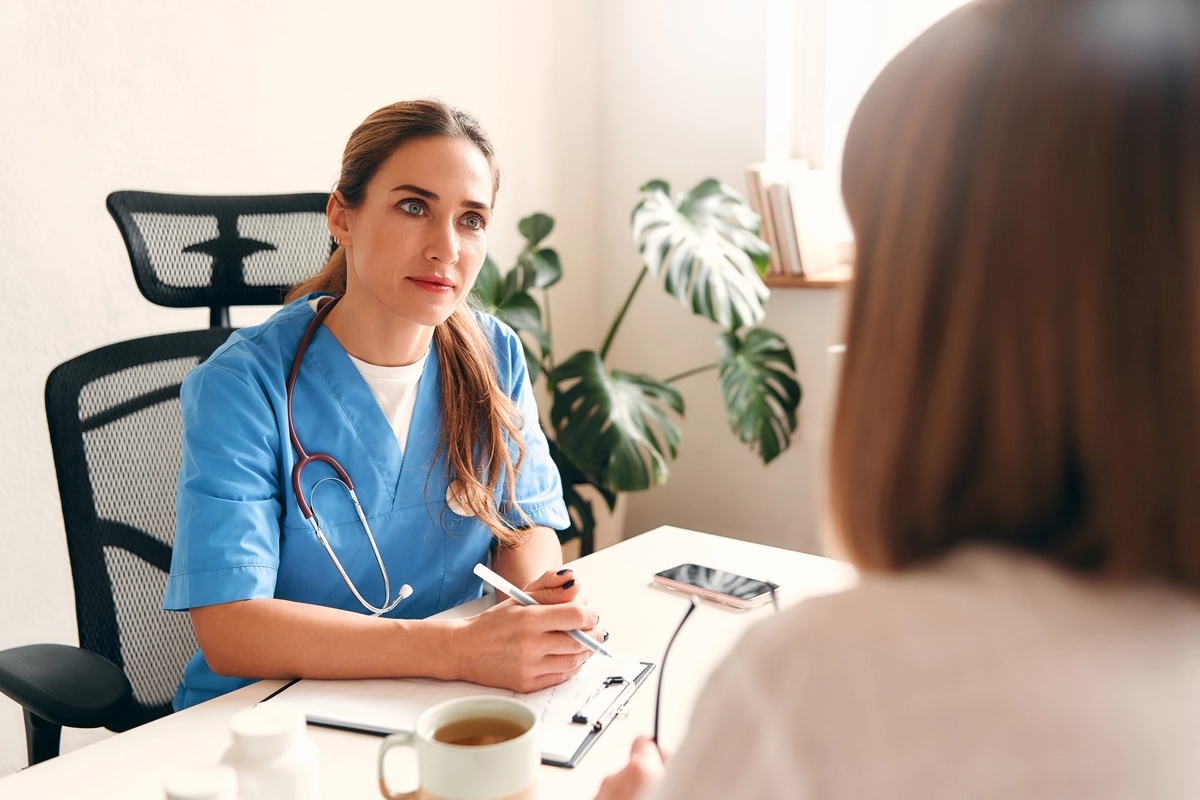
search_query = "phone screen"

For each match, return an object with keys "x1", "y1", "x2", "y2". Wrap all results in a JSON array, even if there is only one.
[{"x1": 654, "y1": 563, "x2": 777, "y2": 600}]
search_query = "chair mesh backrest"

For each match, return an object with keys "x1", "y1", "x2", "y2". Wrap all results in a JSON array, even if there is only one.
[
  {"x1": 45, "y1": 329, "x2": 233, "y2": 731},
  {"x1": 106, "y1": 191, "x2": 333, "y2": 318}
]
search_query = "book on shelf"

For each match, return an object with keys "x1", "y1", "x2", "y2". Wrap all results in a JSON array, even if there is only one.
[
  {"x1": 742, "y1": 164, "x2": 781, "y2": 274},
  {"x1": 745, "y1": 160, "x2": 854, "y2": 281},
  {"x1": 744, "y1": 159, "x2": 810, "y2": 276},
  {"x1": 766, "y1": 181, "x2": 804, "y2": 276}
]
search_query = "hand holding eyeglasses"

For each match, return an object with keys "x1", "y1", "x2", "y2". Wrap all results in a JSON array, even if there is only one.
[{"x1": 595, "y1": 736, "x2": 668, "y2": 800}]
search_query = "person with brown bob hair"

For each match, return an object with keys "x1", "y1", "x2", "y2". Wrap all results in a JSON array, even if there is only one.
[
  {"x1": 598, "y1": 0, "x2": 1200, "y2": 796},
  {"x1": 163, "y1": 100, "x2": 600, "y2": 711}
]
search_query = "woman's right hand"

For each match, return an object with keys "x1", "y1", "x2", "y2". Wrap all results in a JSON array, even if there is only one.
[
  {"x1": 451, "y1": 586, "x2": 599, "y2": 692},
  {"x1": 595, "y1": 736, "x2": 667, "y2": 800}
]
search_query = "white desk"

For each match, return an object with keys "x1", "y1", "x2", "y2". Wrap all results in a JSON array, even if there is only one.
[{"x1": 0, "y1": 526, "x2": 854, "y2": 799}]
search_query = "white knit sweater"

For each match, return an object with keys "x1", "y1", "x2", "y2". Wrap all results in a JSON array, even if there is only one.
[{"x1": 654, "y1": 546, "x2": 1200, "y2": 799}]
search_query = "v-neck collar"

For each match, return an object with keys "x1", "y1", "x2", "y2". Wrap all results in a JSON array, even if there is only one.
[{"x1": 301, "y1": 312, "x2": 443, "y2": 510}]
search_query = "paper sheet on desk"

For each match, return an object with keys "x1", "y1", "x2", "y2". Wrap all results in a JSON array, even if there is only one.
[{"x1": 263, "y1": 655, "x2": 653, "y2": 766}]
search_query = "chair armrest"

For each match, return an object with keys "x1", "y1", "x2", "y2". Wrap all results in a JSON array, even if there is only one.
[{"x1": 0, "y1": 643, "x2": 132, "y2": 729}]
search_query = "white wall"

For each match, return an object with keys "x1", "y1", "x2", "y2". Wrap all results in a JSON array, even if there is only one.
[{"x1": 0, "y1": 0, "x2": 600, "y2": 775}]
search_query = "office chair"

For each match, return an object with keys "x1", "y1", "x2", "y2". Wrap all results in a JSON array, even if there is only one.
[
  {"x1": 0, "y1": 330, "x2": 235, "y2": 765},
  {"x1": 106, "y1": 191, "x2": 334, "y2": 327},
  {"x1": 0, "y1": 192, "x2": 332, "y2": 767}
]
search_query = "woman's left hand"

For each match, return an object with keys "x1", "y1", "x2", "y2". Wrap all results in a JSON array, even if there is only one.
[
  {"x1": 523, "y1": 568, "x2": 607, "y2": 645},
  {"x1": 523, "y1": 567, "x2": 581, "y2": 603}
]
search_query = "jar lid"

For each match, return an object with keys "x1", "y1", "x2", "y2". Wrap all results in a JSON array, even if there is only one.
[
  {"x1": 228, "y1": 702, "x2": 306, "y2": 761},
  {"x1": 165, "y1": 763, "x2": 238, "y2": 800}
]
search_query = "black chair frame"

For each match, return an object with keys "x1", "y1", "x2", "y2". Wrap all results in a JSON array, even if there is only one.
[{"x1": 0, "y1": 328, "x2": 233, "y2": 765}]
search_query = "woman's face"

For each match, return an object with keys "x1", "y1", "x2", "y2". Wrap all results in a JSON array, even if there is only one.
[{"x1": 334, "y1": 135, "x2": 493, "y2": 330}]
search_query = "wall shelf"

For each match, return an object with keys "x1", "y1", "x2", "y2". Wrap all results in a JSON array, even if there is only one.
[{"x1": 764, "y1": 264, "x2": 853, "y2": 289}]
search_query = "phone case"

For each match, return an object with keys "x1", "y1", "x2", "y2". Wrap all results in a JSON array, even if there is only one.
[{"x1": 651, "y1": 575, "x2": 774, "y2": 610}]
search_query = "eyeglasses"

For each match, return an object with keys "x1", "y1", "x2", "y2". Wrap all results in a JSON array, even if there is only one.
[{"x1": 652, "y1": 585, "x2": 780, "y2": 744}]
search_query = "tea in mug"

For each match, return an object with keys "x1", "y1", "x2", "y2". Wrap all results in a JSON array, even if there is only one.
[
  {"x1": 379, "y1": 697, "x2": 539, "y2": 800},
  {"x1": 433, "y1": 716, "x2": 528, "y2": 747}
]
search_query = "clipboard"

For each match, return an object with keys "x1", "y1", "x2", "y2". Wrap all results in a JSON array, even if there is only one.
[{"x1": 260, "y1": 656, "x2": 655, "y2": 768}]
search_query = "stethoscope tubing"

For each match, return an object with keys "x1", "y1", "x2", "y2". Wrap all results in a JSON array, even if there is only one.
[
  {"x1": 287, "y1": 295, "x2": 352, "y2": 517},
  {"x1": 285, "y1": 294, "x2": 411, "y2": 616}
]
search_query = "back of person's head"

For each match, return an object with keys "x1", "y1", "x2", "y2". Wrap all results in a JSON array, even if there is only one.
[{"x1": 830, "y1": 0, "x2": 1200, "y2": 586}]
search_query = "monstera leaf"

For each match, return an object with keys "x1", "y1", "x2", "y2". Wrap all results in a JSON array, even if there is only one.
[
  {"x1": 716, "y1": 327, "x2": 801, "y2": 464},
  {"x1": 550, "y1": 350, "x2": 685, "y2": 493},
  {"x1": 471, "y1": 213, "x2": 566, "y2": 382},
  {"x1": 502, "y1": 213, "x2": 564, "y2": 296},
  {"x1": 470, "y1": 255, "x2": 548, "y2": 381},
  {"x1": 632, "y1": 179, "x2": 771, "y2": 331}
]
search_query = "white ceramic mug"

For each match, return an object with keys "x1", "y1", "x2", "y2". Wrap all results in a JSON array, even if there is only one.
[{"x1": 377, "y1": 696, "x2": 539, "y2": 800}]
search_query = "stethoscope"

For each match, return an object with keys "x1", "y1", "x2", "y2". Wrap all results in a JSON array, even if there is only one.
[{"x1": 286, "y1": 294, "x2": 413, "y2": 616}]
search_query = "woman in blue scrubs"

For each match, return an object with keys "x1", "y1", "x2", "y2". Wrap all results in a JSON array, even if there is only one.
[{"x1": 163, "y1": 100, "x2": 598, "y2": 710}]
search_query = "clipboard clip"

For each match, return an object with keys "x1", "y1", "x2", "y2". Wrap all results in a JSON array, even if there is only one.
[{"x1": 571, "y1": 676, "x2": 637, "y2": 731}]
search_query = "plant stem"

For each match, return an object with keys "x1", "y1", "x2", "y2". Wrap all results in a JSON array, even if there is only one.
[
  {"x1": 542, "y1": 287, "x2": 556, "y2": 378},
  {"x1": 600, "y1": 266, "x2": 649, "y2": 361},
  {"x1": 664, "y1": 363, "x2": 718, "y2": 384}
]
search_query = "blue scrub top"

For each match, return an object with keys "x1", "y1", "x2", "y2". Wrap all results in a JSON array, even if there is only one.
[{"x1": 163, "y1": 295, "x2": 569, "y2": 709}]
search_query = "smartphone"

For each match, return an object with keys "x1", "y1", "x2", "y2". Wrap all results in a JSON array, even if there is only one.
[{"x1": 652, "y1": 563, "x2": 779, "y2": 610}]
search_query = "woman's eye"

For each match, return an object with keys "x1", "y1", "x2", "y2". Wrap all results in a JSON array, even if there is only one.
[
  {"x1": 400, "y1": 200, "x2": 424, "y2": 216},
  {"x1": 462, "y1": 215, "x2": 484, "y2": 230}
]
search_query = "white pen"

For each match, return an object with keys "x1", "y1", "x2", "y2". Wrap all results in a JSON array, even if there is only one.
[{"x1": 473, "y1": 562, "x2": 613, "y2": 657}]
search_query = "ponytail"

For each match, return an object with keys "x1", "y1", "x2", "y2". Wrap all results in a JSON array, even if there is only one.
[{"x1": 435, "y1": 307, "x2": 532, "y2": 546}]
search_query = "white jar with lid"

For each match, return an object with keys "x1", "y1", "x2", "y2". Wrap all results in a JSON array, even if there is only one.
[{"x1": 221, "y1": 703, "x2": 320, "y2": 800}]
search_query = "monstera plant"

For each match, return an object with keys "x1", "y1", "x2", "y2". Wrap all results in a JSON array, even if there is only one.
[{"x1": 471, "y1": 178, "x2": 801, "y2": 551}]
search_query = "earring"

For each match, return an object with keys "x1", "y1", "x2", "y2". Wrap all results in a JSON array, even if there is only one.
[{"x1": 334, "y1": 237, "x2": 342, "y2": 246}]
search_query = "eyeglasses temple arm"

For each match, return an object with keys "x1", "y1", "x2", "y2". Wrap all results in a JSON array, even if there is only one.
[{"x1": 653, "y1": 595, "x2": 700, "y2": 745}]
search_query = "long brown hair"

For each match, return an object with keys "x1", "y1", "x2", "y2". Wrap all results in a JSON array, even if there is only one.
[
  {"x1": 830, "y1": 0, "x2": 1200, "y2": 587},
  {"x1": 288, "y1": 100, "x2": 530, "y2": 545}
]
